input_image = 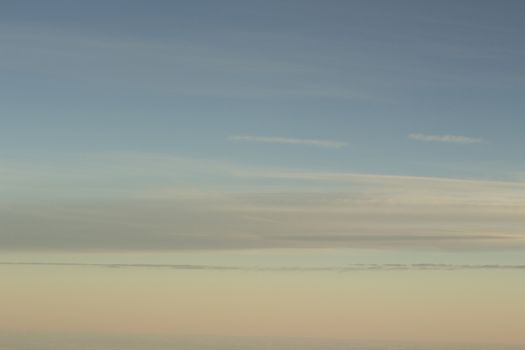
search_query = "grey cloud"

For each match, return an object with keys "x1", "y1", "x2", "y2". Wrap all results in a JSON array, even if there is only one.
[
  {"x1": 2, "y1": 153, "x2": 525, "y2": 252},
  {"x1": 1, "y1": 193, "x2": 525, "y2": 252},
  {"x1": 2, "y1": 333, "x2": 522, "y2": 350},
  {"x1": 271, "y1": 234, "x2": 507, "y2": 242},
  {"x1": 0, "y1": 199, "x2": 276, "y2": 251},
  {"x1": 1, "y1": 262, "x2": 524, "y2": 272}
]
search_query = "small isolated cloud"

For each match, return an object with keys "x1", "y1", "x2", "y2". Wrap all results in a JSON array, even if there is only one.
[
  {"x1": 229, "y1": 135, "x2": 347, "y2": 149},
  {"x1": 409, "y1": 133, "x2": 482, "y2": 144}
]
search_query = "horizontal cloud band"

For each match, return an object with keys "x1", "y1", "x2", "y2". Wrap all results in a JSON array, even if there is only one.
[
  {"x1": 2, "y1": 152, "x2": 525, "y2": 252},
  {"x1": 1, "y1": 261, "x2": 525, "y2": 271},
  {"x1": 229, "y1": 135, "x2": 348, "y2": 148},
  {"x1": 409, "y1": 133, "x2": 482, "y2": 144}
]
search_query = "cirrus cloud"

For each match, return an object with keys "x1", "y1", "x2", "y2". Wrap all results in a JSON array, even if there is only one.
[
  {"x1": 1, "y1": 152, "x2": 524, "y2": 252},
  {"x1": 409, "y1": 133, "x2": 483, "y2": 144},
  {"x1": 229, "y1": 135, "x2": 348, "y2": 149}
]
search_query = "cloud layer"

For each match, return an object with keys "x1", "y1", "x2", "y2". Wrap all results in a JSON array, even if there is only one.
[
  {"x1": 1, "y1": 153, "x2": 524, "y2": 252},
  {"x1": 229, "y1": 135, "x2": 347, "y2": 148},
  {"x1": 2, "y1": 333, "x2": 520, "y2": 350},
  {"x1": 2, "y1": 261, "x2": 525, "y2": 272}
]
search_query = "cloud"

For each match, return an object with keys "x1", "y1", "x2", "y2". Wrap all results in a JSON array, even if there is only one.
[
  {"x1": 1, "y1": 192, "x2": 524, "y2": 252},
  {"x1": 3, "y1": 333, "x2": 518, "y2": 350},
  {"x1": 229, "y1": 136, "x2": 347, "y2": 149},
  {"x1": 0, "y1": 24, "x2": 387, "y2": 102},
  {"x1": 1, "y1": 152, "x2": 525, "y2": 252},
  {"x1": 409, "y1": 133, "x2": 483, "y2": 144},
  {"x1": 1, "y1": 261, "x2": 525, "y2": 272}
]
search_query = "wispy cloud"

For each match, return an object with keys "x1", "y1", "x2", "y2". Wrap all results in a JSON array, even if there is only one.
[
  {"x1": 2, "y1": 261, "x2": 525, "y2": 272},
  {"x1": 409, "y1": 133, "x2": 483, "y2": 144},
  {"x1": 229, "y1": 135, "x2": 347, "y2": 149},
  {"x1": 2, "y1": 152, "x2": 525, "y2": 252},
  {"x1": 0, "y1": 24, "x2": 388, "y2": 102}
]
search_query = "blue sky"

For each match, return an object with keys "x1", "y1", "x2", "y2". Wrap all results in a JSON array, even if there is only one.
[
  {"x1": 3, "y1": 2, "x2": 525, "y2": 347},
  {"x1": 1, "y1": 1, "x2": 525, "y2": 254},
  {"x1": 2, "y1": 0, "x2": 525, "y2": 178}
]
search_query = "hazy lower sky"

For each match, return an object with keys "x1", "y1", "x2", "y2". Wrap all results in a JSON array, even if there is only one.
[{"x1": 1, "y1": 1, "x2": 525, "y2": 348}]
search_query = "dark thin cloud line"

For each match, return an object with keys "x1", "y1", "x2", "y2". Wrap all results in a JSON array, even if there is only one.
[
  {"x1": 1, "y1": 262, "x2": 525, "y2": 271},
  {"x1": 0, "y1": 262, "x2": 241, "y2": 270}
]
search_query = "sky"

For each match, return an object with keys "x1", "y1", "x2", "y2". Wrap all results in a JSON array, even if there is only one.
[{"x1": 1, "y1": 0, "x2": 525, "y2": 348}]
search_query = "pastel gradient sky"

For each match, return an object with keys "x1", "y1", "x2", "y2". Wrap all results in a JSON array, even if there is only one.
[{"x1": 1, "y1": 1, "x2": 525, "y2": 348}]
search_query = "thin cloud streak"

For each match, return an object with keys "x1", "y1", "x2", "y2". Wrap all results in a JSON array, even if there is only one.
[
  {"x1": 1, "y1": 261, "x2": 525, "y2": 271},
  {"x1": 229, "y1": 135, "x2": 348, "y2": 149},
  {"x1": 409, "y1": 133, "x2": 483, "y2": 144}
]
